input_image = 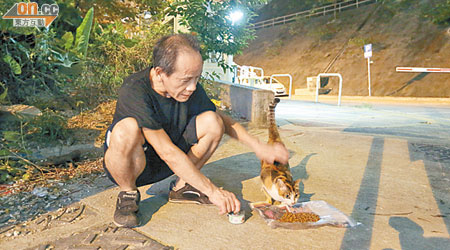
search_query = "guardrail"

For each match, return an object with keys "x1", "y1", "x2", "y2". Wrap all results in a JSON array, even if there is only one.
[
  {"x1": 396, "y1": 67, "x2": 450, "y2": 73},
  {"x1": 237, "y1": 65, "x2": 264, "y2": 81},
  {"x1": 251, "y1": 0, "x2": 377, "y2": 30},
  {"x1": 315, "y1": 73, "x2": 343, "y2": 106},
  {"x1": 269, "y1": 74, "x2": 293, "y2": 99}
]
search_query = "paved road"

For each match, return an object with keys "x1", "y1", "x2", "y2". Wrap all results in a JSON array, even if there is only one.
[{"x1": 277, "y1": 99, "x2": 450, "y2": 143}]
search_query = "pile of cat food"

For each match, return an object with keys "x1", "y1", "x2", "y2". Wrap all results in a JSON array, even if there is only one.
[
  {"x1": 278, "y1": 211, "x2": 320, "y2": 223},
  {"x1": 251, "y1": 201, "x2": 359, "y2": 229}
]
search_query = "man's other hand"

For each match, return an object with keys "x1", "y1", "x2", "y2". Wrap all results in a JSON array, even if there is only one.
[
  {"x1": 255, "y1": 142, "x2": 289, "y2": 165},
  {"x1": 209, "y1": 188, "x2": 241, "y2": 215}
]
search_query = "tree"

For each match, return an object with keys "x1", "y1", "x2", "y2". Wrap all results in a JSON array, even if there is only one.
[{"x1": 168, "y1": 0, "x2": 265, "y2": 70}]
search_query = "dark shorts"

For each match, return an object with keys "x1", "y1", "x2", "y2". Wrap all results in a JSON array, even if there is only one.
[{"x1": 103, "y1": 116, "x2": 198, "y2": 187}]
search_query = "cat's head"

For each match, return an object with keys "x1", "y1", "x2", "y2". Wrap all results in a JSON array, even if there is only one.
[{"x1": 274, "y1": 177, "x2": 301, "y2": 205}]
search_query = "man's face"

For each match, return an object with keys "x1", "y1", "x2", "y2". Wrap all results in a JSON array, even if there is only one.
[{"x1": 160, "y1": 49, "x2": 203, "y2": 102}]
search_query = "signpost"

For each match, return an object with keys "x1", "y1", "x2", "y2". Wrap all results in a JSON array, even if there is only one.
[{"x1": 364, "y1": 44, "x2": 372, "y2": 96}]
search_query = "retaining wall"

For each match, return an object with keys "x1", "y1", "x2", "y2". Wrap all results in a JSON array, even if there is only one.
[{"x1": 210, "y1": 80, "x2": 274, "y2": 128}]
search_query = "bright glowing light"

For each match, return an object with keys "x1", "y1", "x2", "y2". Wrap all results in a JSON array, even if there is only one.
[{"x1": 228, "y1": 10, "x2": 243, "y2": 25}]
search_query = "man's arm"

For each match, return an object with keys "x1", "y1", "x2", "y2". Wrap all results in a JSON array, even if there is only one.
[
  {"x1": 142, "y1": 128, "x2": 240, "y2": 214},
  {"x1": 217, "y1": 110, "x2": 289, "y2": 165}
]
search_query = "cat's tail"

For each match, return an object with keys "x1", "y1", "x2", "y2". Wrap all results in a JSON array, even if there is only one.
[
  {"x1": 269, "y1": 98, "x2": 280, "y2": 108},
  {"x1": 268, "y1": 98, "x2": 281, "y2": 142}
]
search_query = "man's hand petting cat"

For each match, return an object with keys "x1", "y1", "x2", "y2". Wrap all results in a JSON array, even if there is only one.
[
  {"x1": 208, "y1": 187, "x2": 241, "y2": 215},
  {"x1": 255, "y1": 142, "x2": 289, "y2": 165}
]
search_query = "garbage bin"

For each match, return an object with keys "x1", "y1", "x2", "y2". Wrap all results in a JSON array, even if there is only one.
[
  {"x1": 320, "y1": 77, "x2": 329, "y2": 88},
  {"x1": 307, "y1": 76, "x2": 330, "y2": 89}
]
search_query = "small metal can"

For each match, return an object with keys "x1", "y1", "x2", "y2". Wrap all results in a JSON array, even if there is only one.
[{"x1": 227, "y1": 211, "x2": 245, "y2": 224}]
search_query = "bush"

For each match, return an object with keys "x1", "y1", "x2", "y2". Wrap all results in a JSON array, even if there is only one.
[
  {"x1": 380, "y1": 0, "x2": 450, "y2": 25},
  {"x1": 422, "y1": 0, "x2": 450, "y2": 25},
  {"x1": 288, "y1": 17, "x2": 308, "y2": 36},
  {"x1": 27, "y1": 109, "x2": 69, "y2": 142},
  {"x1": 307, "y1": 23, "x2": 338, "y2": 41},
  {"x1": 348, "y1": 36, "x2": 373, "y2": 47},
  {"x1": 0, "y1": 29, "x2": 71, "y2": 105},
  {"x1": 65, "y1": 20, "x2": 172, "y2": 109},
  {"x1": 265, "y1": 39, "x2": 285, "y2": 56},
  {"x1": 0, "y1": 0, "x2": 172, "y2": 185}
]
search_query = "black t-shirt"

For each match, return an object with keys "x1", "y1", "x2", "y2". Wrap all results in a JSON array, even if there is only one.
[{"x1": 112, "y1": 67, "x2": 216, "y2": 144}]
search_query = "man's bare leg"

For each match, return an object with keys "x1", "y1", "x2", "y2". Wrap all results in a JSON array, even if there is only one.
[
  {"x1": 104, "y1": 118, "x2": 146, "y2": 191},
  {"x1": 173, "y1": 111, "x2": 224, "y2": 190},
  {"x1": 103, "y1": 118, "x2": 147, "y2": 227}
]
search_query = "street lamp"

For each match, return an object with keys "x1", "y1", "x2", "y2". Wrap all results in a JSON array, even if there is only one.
[
  {"x1": 224, "y1": 9, "x2": 244, "y2": 82},
  {"x1": 228, "y1": 10, "x2": 243, "y2": 25}
]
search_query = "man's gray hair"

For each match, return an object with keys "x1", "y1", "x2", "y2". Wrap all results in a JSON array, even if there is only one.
[{"x1": 152, "y1": 34, "x2": 202, "y2": 76}]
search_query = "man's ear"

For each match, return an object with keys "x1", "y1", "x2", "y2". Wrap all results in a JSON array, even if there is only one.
[{"x1": 154, "y1": 67, "x2": 164, "y2": 79}]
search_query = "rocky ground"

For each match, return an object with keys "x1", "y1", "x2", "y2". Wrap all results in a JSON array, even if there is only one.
[
  {"x1": 0, "y1": 173, "x2": 172, "y2": 249},
  {"x1": 0, "y1": 165, "x2": 113, "y2": 236},
  {"x1": 0, "y1": 101, "x2": 117, "y2": 238}
]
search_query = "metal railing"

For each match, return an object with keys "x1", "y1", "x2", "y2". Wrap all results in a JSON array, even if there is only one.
[
  {"x1": 237, "y1": 65, "x2": 264, "y2": 84},
  {"x1": 251, "y1": 0, "x2": 377, "y2": 30},
  {"x1": 315, "y1": 73, "x2": 343, "y2": 106},
  {"x1": 269, "y1": 74, "x2": 293, "y2": 99}
]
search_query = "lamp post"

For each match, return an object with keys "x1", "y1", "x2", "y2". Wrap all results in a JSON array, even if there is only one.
[{"x1": 226, "y1": 10, "x2": 244, "y2": 82}]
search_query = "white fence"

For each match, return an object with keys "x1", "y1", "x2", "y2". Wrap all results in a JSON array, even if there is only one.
[
  {"x1": 270, "y1": 74, "x2": 292, "y2": 99},
  {"x1": 238, "y1": 65, "x2": 264, "y2": 82},
  {"x1": 251, "y1": 0, "x2": 378, "y2": 29},
  {"x1": 315, "y1": 73, "x2": 343, "y2": 106}
]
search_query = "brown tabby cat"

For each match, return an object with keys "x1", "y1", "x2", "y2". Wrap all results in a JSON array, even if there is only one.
[{"x1": 260, "y1": 98, "x2": 300, "y2": 205}]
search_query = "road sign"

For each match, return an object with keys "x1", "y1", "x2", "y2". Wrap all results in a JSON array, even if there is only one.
[
  {"x1": 364, "y1": 44, "x2": 372, "y2": 58},
  {"x1": 364, "y1": 44, "x2": 373, "y2": 96}
]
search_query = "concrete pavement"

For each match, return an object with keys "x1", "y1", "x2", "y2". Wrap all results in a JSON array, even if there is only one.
[{"x1": 2, "y1": 96, "x2": 450, "y2": 249}]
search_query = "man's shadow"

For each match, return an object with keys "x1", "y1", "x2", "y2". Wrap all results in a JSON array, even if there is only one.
[
  {"x1": 138, "y1": 175, "x2": 177, "y2": 226},
  {"x1": 383, "y1": 216, "x2": 450, "y2": 250},
  {"x1": 138, "y1": 151, "x2": 317, "y2": 225}
]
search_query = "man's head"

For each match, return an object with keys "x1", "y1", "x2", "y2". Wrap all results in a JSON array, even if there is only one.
[{"x1": 152, "y1": 34, "x2": 203, "y2": 102}]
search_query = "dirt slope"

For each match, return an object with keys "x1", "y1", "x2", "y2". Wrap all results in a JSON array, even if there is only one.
[{"x1": 236, "y1": 4, "x2": 450, "y2": 97}]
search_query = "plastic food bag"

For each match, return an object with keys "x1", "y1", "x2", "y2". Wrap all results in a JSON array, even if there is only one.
[{"x1": 250, "y1": 200, "x2": 359, "y2": 229}]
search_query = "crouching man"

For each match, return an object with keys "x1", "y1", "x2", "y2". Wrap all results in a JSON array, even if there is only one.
[{"x1": 103, "y1": 34, "x2": 289, "y2": 227}]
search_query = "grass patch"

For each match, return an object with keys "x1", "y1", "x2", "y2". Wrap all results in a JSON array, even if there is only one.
[{"x1": 265, "y1": 39, "x2": 285, "y2": 56}]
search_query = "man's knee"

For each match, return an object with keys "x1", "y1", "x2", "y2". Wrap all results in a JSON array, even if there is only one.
[
  {"x1": 108, "y1": 118, "x2": 145, "y2": 155},
  {"x1": 196, "y1": 111, "x2": 225, "y2": 139}
]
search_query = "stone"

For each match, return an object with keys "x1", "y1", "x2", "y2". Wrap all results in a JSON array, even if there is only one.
[
  {"x1": 0, "y1": 104, "x2": 42, "y2": 121},
  {"x1": 32, "y1": 187, "x2": 48, "y2": 198},
  {"x1": 48, "y1": 194, "x2": 59, "y2": 200}
]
